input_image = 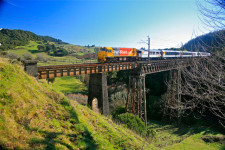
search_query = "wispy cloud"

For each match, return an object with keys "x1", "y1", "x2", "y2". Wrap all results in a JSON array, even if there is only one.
[{"x1": 4, "y1": 0, "x2": 20, "y2": 7}]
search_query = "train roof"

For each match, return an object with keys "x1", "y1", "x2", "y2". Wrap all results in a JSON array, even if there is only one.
[
  {"x1": 161, "y1": 49, "x2": 181, "y2": 52},
  {"x1": 138, "y1": 49, "x2": 161, "y2": 52}
]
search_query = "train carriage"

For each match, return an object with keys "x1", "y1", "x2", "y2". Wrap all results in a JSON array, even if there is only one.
[
  {"x1": 139, "y1": 49, "x2": 162, "y2": 60},
  {"x1": 161, "y1": 50, "x2": 181, "y2": 59}
]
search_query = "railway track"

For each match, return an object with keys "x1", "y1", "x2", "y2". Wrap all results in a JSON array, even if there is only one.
[{"x1": 37, "y1": 58, "x2": 193, "y2": 79}]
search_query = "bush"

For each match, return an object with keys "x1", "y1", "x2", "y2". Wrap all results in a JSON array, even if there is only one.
[
  {"x1": 147, "y1": 126, "x2": 156, "y2": 141},
  {"x1": 111, "y1": 106, "x2": 126, "y2": 119},
  {"x1": 22, "y1": 53, "x2": 33, "y2": 60},
  {"x1": 110, "y1": 90, "x2": 127, "y2": 110},
  {"x1": 0, "y1": 51, "x2": 8, "y2": 56},
  {"x1": 6, "y1": 52, "x2": 20, "y2": 59},
  {"x1": 117, "y1": 113, "x2": 146, "y2": 136},
  {"x1": 36, "y1": 54, "x2": 47, "y2": 61}
]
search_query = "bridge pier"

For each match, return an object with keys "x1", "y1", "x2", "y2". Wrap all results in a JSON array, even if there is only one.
[
  {"x1": 126, "y1": 72, "x2": 147, "y2": 127},
  {"x1": 88, "y1": 73, "x2": 109, "y2": 116},
  {"x1": 22, "y1": 60, "x2": 38, "y2": 80}
]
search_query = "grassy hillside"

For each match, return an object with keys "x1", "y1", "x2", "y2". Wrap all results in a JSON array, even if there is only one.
[
  {"x1": 0, "y1": 29, "x2": 98, "y2": 66},
  {"x1": 6, "y1": 41, "x2": 97, "y2": 66},
  {"x1": 0, "y1": 58, "x2": 156, "y2": 149},
  {"x1": 0, "y1": 58, "x2": 224, "y2": 149}
]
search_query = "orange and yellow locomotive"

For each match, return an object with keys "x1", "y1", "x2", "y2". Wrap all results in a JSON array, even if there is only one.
[{"x1": 98, "y1": 47, "x2": 138, "y2": 63}]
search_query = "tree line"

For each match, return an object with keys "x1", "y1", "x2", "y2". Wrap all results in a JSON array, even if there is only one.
[
  {"x1": 0, "y1": 29, "x2": 67, "y2": 51},
  {"x1": 182, "y1": 29, "x2": 225, "y2": 53},
  {"x1": 37, "y1": 43, "x2": 68, "y2": 56}
]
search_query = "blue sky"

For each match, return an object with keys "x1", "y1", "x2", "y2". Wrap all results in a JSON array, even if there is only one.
[{"x1": 0, "y1": 0, "x2": 209, "y2": 49}]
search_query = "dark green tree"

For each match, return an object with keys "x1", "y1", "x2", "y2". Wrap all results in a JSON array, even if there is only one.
[{"x1": 37, "y1": 45, "x2": 45, "y2": 51}]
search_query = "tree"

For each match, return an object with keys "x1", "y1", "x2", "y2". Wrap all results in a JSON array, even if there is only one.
[
  {"x1": 182, "y1": 56, "x2": 225, "y2": 126},
  {"x1": 198, "y1": 0, "x2": 225, "y2": 30},
  {"x1": 37, "y1": 45, "x2": 45, "y2": 51},
  {"x1": 163, "y1": 0, "x2": 225, "y2": 127},
  {"x1": 45, "y1": 44, "x2": 52, "y2": 54}
]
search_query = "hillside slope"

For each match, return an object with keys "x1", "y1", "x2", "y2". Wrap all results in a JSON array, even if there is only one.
[
  {"x1": 183, "y1": 30, "x2": 225, "y2": 52},
  {"x1": 0, "y1": 29, "x2": 98, "y2": 66},
  {"x1": 0, "y1": 58, "x2": 156, "y2": 149}
]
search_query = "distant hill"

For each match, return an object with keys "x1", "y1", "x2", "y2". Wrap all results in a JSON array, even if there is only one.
[
  {"x1": 183, "y1": 30, "x2": 225, "y2": 52},
  {"x1": 0, "y1": 29, "x2": 67, "y2": 51},
  {"x1": 0, "y1": 29, "x2": 98, "y2": 65},
  {"x1": 40, "y1": 35, "x2": 68, "y2": 44}
]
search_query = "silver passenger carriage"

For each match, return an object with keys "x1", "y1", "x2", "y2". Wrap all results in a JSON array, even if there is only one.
[
  {"x1": 161, "y1": 50, "x2": 181, "y2": 59},
  {"x1": 139, "y1": 49, "x2": 162, "y2": 60}
]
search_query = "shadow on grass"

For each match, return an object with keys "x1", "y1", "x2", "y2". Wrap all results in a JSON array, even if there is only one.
[
  {"x1": 172, "y1": 124, "x2": 222, "y2": 137},
  {"x1": 27, "y1": 99, "x2": 98, "y2": 150},
  {"x1": 150, "y1": 120, "x2": 220, "y2": 137},
  {"x1": 62, "y1": 90, "x2": 88, "y2": 95},
  {"x1": 28, "y1": 49, "x2": 43, "y2": 54},
  {"x1": 57, "y1": 76, "x2": 75, "y2": 80},
  {"x1": 30, "y1": 131, "x2": 73, "y2": 150}
]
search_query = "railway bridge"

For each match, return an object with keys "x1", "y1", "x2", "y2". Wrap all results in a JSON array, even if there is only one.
[{"x1": 23, "y1": 58, "x2": 194, "y2": 125}]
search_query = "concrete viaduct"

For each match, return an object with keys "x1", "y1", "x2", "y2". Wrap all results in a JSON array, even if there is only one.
[{"x1": 23, "y1": 58, "x2": 194, "y2": 125}]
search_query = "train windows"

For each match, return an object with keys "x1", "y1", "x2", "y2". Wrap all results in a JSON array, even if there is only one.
[
  {"x1": 183, "y1": 52, "x2": 192, "y2": 55},
  {"x1": 166, "y1": 52, "x2": 179, "y2": 55}
]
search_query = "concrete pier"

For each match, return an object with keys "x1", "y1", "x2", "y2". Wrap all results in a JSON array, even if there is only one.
[
  {"x1": 88, "y1": 73, "x2": 109, "y2": 116},
  {"x1": 23, "y1": 60, "x2": 38, "y2": 80}
]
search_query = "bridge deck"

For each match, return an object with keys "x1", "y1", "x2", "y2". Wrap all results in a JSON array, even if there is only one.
[{"x1": 38, "y1": 59, "x2": 193, "y2": 79}]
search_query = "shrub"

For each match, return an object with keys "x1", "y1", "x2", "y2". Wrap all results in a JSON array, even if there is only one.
[
  {"x1": 110, "y1": 90, "x2": 127, "y2": 109},
  {"x1": 22, "y1": 53, "x2": 33, "y2": 60},
  {"x1": 117, "y1": 113, "x2": 146, "y2": 136},
  {"x1": 0, "y1": 51, "x2": 8, "y2": 56},
  {"x1": 36, "y1": 54, "x2": 47, "y2": 61},
  {"x1": 147, "y1": 126, "x2": 156, "y2": 141},
  {"x1": 111, "y1": 106, "x2": 126, "y2": 119},
  {"x1": 6, "y1": 52, "x2": 20, "y2": 59}
]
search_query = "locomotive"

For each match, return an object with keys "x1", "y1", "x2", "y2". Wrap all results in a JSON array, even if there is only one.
[{"x1": 97, "y1": 47, "x2": 210, "y2": 63}]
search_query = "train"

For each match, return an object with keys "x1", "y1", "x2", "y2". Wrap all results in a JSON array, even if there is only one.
[{"x1": 97, "y1": 47, "x2": 210, "y2": 63}]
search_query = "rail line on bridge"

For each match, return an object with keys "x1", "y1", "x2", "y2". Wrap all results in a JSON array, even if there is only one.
[{"x1": 37, "y1": 58, "x2": 193, "y2": 79}]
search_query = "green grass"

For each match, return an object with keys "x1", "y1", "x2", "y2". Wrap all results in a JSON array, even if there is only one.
[
  {"x1": 50, "y1": 76, "x2": 87, "y2": 94},
  {"x1": 0, "y1": 57, "x2": 156, "y2": 149},
  {"x1": 148, "y1": 120, "x2": 224, "y2": 150},
  {"x1": 8, "y1": 41, "x2": 42, "y2": 57},
  {"x1": 7, "y1": 41, "x2": 97, "y2": 66},
  {"x1": 165, "y1": 134, "x2": 224, "y2": 150}
]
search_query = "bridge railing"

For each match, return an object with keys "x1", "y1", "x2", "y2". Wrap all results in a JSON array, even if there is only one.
[
  {"x1": 38, "y1": 62, "x2": 138, "y2": 79},
  {"x1": 37, "y1": 58, "x2": 195, "y2": 79}
]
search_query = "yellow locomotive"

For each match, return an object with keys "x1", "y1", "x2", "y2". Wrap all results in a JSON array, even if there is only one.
[{"x1": 98, "y1": 47, "x2": 138, "y2": 63}]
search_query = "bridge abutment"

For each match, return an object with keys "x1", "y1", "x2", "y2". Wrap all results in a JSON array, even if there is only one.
[
  {"x1": 23, "y1": 60, "x2": 38, "y2": 80},
  {"x1": 88, "y1": 73, "x2": 109, "y2": 116}
]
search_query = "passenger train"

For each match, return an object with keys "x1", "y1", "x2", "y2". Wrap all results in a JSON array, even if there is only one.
[{"x1": 97, "y1": 47, "x2": 210, "y2": 63}]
